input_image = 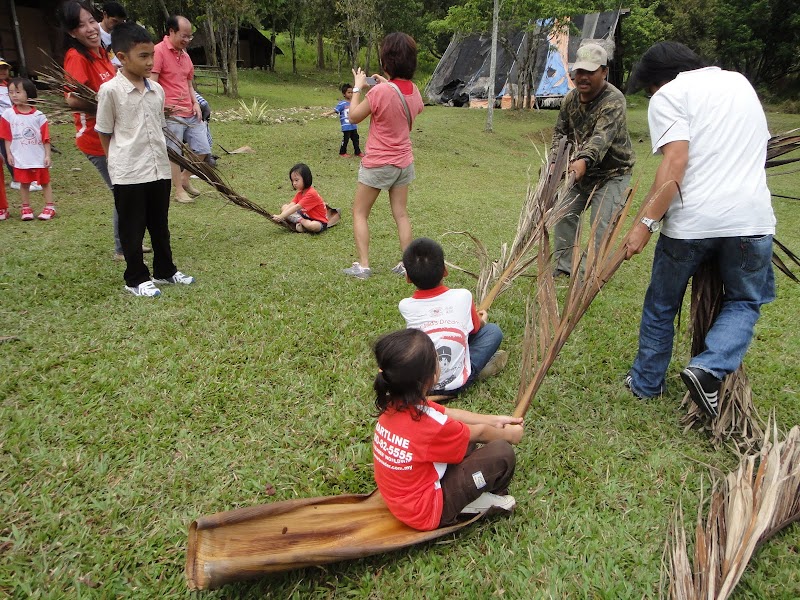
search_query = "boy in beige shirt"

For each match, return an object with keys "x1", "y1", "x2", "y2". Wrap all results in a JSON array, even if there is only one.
[{"x1": 96, "y1": 22, "x2": 194, "y2": 297}]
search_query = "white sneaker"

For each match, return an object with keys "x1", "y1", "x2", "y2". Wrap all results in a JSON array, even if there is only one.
[
  {"x1": 9, "y1": 181, "x2": 43, "y2": 191},
  {"x1": 391, "y1": 261, "x2": 406, "y2": 276},
  {"x1": 153, "y1": 270, "x2": 195, "y2": 285},
  {"x1": 478, "y1": 350, "x2": 509, "y2": 380},
  {"x1": 124, "y1": 281, "x2": 162, "y2": 297},
  {"x1": 459, "y1": 492, "x2": 516, "y2": 515},
  {"x1": 343, "y1": 262, "x2": 372, "y2": 280}
]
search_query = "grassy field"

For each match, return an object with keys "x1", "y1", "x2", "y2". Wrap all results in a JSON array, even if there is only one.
[{"x1": 2, "y1": 62, "x2": 799, "y2": 598}]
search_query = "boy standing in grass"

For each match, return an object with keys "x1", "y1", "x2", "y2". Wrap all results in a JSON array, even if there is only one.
[
  {"x1": 95, "y1": 22, "x2": 194, "y2": 297},
  {"x1": 399, "y1": 238, "x2": 508, "y2": 397},
  {"x1": 324, "y1": 84, "x2": 362, "y2": 158}
]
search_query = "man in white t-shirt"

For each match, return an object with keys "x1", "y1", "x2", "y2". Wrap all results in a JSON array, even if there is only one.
[
  {"x1": 623, "y1": 42, "x2": 776, "y2": 418},
  {"x1": 625, "y1": 42, "x2": 775, "y2": 417},
  {"x1": 99, "y1": 2, "x2": 126, "y2": 68}
]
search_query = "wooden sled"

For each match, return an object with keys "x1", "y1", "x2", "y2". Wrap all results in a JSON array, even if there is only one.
[{"x1": 186, "y1": 489, "x2": 485, "y2": 590}]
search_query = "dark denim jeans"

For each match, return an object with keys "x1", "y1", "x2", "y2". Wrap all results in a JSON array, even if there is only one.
[{"x1": 629, "y1": 234, "x2": 775, "y2": 398}]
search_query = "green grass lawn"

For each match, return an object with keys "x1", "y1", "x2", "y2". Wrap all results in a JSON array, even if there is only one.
[{"x1": 2, "y1": 66, "x2": 799, "y2": 598}]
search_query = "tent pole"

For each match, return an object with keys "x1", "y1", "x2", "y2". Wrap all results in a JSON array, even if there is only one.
[{"x1": 8, "y1": 0, "x2": 27, "y2": 77}]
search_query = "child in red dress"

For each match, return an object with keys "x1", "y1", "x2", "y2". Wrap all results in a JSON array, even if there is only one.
[
  {"x1": 0, "y1": 78, "x2": 55, "y2": 220},
  {"x1": 372, "y1": 328, "x2": 524, "y2": 531}
]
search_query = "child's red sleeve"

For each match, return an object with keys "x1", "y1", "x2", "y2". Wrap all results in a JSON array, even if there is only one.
[
  {"x1": 470, "y1": 302, "x2": 482, "y2": 334},
  {"x1": 40, "y1": 120, "x2": 50, "y2": 144},
  {"x1": 0, "y1": 116, "x2": 10, "y2": 141}
]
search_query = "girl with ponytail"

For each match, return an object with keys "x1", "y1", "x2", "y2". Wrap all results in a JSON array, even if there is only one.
[{"x1": 372, "y1": 329, "x2": 524, "y2": 531}]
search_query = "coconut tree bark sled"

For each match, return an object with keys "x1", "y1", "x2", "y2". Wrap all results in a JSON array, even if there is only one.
[{"x1": 186, "y1": 490, "x2": 488, "y2": 590}]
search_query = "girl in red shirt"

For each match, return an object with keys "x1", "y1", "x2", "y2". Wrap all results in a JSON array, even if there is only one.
[
  {"x1": 372, "y1": 328, "x2": 524, "y2": 531},
  {"x1": 272, "y1": 163, "x2": 340, "y2": 233}
]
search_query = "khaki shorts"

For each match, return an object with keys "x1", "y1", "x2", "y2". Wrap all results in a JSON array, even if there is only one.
[{"x1": 358, "y1": 163, "x2": 415, "y2": 190}]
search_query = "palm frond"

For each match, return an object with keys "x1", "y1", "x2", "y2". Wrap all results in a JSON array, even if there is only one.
[
  {"x1": 447, "y1": 137, "x2": 574, "y2": 311},
  {"x1": 664, "y1": 420, "x2": 800, "y2": 599},
  {"x1": 681, "y1": 262, "x2": 765, "y2": 450},
  {"x1": 772, "y1": 238, "x2": 800, "y2": 282},
  {"x1": 682, "y1": 129, "x2": 800, "y2": 446},
  {"x1": 37, "y1": 58, "x2": 291, "y2": 231},
  {"x1": 765, "y1": 128, "x2": 800, "y2": 167},
  {"x1": 163, "y1": 130, "x2": 292, "y2": 230},
  {"x1": 512, "y1": 175, "x2": 649, "y2": 418}
]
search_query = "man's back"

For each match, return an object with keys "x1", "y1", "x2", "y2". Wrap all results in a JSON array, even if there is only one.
[{"x1": 649, "y1": 67, "x2": 774, "y2": 238}]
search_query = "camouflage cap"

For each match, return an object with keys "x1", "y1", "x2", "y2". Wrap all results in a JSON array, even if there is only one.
[{"x1": 572, "y1": 43, "x2": 607, "y2": 72}]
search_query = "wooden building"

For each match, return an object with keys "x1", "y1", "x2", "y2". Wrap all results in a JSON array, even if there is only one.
[{"x1": 0, "y1": 0, "x2": 62, "y2": 77}]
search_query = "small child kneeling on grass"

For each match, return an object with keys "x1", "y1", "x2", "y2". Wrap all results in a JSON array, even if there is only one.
[
  {"x1": 272, "y1": 163, "x2": 340, "y2": 233},
  {"x1": 399, "y1": 237, "x2": 508, "y2": 397},
  {"x1": 372, "y1": 328, "x2": 524, "y2": 531}
]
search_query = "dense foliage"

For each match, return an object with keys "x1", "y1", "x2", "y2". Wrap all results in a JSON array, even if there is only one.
[{"x1": 122, "y1": 0, "x2": 799, "y2": 93}]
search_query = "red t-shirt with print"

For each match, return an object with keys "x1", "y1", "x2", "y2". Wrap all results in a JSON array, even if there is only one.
[
  {"x1": 373, "y1": 401, "x2": 470, "y2": 531},
  {"x1": 63, "y1": 48, "x2": 116, "y2": 156}
]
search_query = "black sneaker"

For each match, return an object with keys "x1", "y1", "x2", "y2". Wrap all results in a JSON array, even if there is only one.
[{"x1": 680, "y1": 366, "x2": 721, "y2": 418}]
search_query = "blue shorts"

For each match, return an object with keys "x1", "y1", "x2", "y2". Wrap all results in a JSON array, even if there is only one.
[{"x1": 165, "y1": 115, "x2": 212, "y2": 155}]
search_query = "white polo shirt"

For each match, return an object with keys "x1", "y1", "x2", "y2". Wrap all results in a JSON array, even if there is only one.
[{"x1": 649, "y1": 67, "x2": 775, "y2": 239}]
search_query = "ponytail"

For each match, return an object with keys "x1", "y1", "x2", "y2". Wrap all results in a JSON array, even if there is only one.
[{"x1": 373, "y1": 329, "x2": 437, "y2": 418}]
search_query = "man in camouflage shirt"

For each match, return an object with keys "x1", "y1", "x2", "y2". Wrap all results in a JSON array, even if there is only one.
[{"x1": 551, "y1": 43, "x2": 635, "y2": 276}]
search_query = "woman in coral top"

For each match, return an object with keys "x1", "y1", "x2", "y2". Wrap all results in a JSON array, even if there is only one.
[
  {"x1": 342, "y1": 32, "x2": 424, "y2": 280},
  {"x1": 61, "y1": 0, "x2": 147, "y2": 259}
]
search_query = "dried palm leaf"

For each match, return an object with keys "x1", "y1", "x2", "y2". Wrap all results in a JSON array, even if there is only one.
[
  {"x1": 447, "y1": 137, "x2": 575, "y2": 311},
  {"x1": 186, "y1": 490, "x2": 489, "y2": 590},
  {"x1": 512, "y1": 173, "x2": 649, "y2": 418},
  {"x1": 37, "y1": 59, "x2": 293, "y2": 231},
  {"x1": 664, "y1": 420, "x2": 800, "y2": 599},
  {"x1": 680, "y1": 261, "x2": 765, "y2": 450},
  {"x1": 163, "y1": 130, "x2": 294, "y2": 231},
  {"x1": 772, "y1": 238, "x2": 800, "y2": 282},
  {"x1": 765, "y1": 128, "x2": 800, "y2": 167}
]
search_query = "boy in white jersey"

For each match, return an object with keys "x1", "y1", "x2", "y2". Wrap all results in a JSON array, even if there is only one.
[{"x1": 398, "y1": 238, "x2": 508, "y2": 397}]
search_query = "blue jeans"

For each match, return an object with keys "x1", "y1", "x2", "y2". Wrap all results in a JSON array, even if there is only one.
[
  {"x1": 447, "y1": 323, "x2": 503, "y2": 395},
  {"x1": 629, "y1": 234, "x2": 775, "y2": 398}
]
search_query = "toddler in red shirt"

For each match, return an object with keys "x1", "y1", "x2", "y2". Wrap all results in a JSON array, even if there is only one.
[
  {"x1": 0, "y1": 78, "x2": 55, "y2": 221},
  {"x1": 272, "y1": 163, "x2": 339, "y2": 233},
  {"x1": 372, "y1": 328, "x2": 524, "y2": 531}
]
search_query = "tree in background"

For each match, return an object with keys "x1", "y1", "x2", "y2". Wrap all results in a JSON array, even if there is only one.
[
  {"x1": 713, "y1": 0, "x2": 800, "y2": 85},
  {"x1": 306, "y1": 0, "x2": 338, "y2": 69},
  {"x1": 336, "y1": 0, "x2": 379, "y2": 69}
]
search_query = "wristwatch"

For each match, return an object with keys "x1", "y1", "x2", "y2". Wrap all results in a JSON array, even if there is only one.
[
  {"x1": 640, "y1": 217, "x2": 661, "y2": 233},
  {"x1": 352, "y1": 87, "x2": 361, "y2": 94}
]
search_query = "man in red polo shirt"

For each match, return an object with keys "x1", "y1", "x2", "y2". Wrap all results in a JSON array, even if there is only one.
[{"x1": 151, "y1": 15, "x2": 210, "y2": 203}]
